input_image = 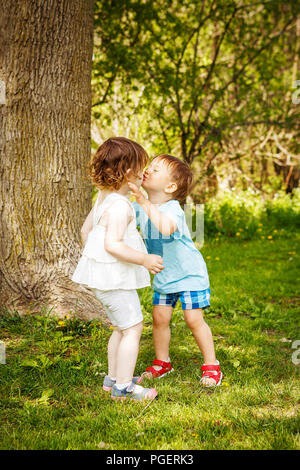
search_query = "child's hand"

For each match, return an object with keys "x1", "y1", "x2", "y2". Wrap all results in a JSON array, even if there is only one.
[
  {"x1": 143, "y1": 254, "x2": 164, "y2": 275},
  {"x1": 128, "y1": 182, "x2": 146, "y2": 205}
]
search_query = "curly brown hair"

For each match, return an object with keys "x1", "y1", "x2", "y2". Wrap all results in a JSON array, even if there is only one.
[{"x1": 89, "y1": 137, "x2": 148, "y2": 190}]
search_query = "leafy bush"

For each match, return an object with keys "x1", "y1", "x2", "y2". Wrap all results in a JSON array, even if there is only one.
[
  {"x1": 262, "y1": 190, "x2": 300, "y2": 229},
  {"x1": 202, "y1": 188, "x2": 300, "y2": 240}
]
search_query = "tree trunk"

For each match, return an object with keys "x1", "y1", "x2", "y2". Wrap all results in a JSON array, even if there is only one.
[{"x1": 0, "y1": 0, "x2": 106, "y2": 321}]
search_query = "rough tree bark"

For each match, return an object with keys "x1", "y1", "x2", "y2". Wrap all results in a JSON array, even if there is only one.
[{"x1": 0, "y1": 0, "x2": 106, "y2": 321}]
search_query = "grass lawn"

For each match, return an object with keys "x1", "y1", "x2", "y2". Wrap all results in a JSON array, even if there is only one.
[{"x1": 0, "y1": 236, "x2": 299, "y2": 450}]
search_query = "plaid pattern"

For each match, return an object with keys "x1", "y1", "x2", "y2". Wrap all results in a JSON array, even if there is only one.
[{"x1": 153, "y1": 288, "x2": 211, "y2": 310}]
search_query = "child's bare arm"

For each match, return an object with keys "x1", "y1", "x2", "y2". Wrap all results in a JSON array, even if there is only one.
[
  {"x1": 128, "y1": 183, "x2": 177, "y2": 236},
  {"x1": 104, "y1": 200, "x2": 164, "y2": 275},
  {"x1": 80, "y1": 205, "x2": 95, "y2": 246}
]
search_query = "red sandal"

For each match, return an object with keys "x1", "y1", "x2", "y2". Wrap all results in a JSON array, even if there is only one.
[
  {"x1": 200, "y1": 363, "x2": 223, "y2": 387},
  {"x1": 137, "y1": 359, "x2": 174, "y2": 383}
]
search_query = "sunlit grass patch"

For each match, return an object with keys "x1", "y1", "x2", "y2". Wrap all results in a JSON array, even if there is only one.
[{"x1": 0, "y1": 237, "x2": 299, "y2": 450}]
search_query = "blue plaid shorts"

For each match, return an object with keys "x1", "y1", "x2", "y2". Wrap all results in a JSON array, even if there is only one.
[{"x1": 153, "y1": 288, "x2": 211, "y2": 310}]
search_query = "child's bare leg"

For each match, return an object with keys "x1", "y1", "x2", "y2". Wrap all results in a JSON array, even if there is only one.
[
  {"x1": 184, "y1": 308, "x2": 217, "y2": 386},
  {"x1": 115, "y1": 321, "x2": 143, "y2": 384},
  {"x1": 107, "y1": 327, "x2": 122, "y2": 379},
  {"x1": 152, "y1": 305, "x2": 173, "y2": 370}
]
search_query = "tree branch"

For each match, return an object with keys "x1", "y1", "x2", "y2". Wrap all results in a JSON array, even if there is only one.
[
  {"x1": 201, "y1": 17, "x2": 295, "y2": 130},
  {"x1": 186, "y1": 7, "x2": 237, "y2": 157}
]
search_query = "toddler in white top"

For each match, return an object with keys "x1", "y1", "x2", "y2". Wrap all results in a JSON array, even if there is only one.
[{"x1": 72, "y1": 137, "x2": 164, "y2": 401}]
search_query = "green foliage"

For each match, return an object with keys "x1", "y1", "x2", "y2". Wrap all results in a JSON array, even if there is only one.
[
  {"x1": 0, "y1": 309, "x2": 23, "y2": 329},
  {"x1": 92, "y1": 0, "x2": 299, "y2": 183},
  {"x1": 203, "y1": 188, "x2": 300, "y2": 239},
  {"x1": 21, "y1": 355, "x2": 56, "y2": 372},
  {"x1": 262, "y1": 190, "x2": 300, "y2": 229}
]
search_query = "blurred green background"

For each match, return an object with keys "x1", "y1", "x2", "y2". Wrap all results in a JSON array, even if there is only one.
[{"x1": 91, "y1": 0, "x2": 300, "y2": 240}]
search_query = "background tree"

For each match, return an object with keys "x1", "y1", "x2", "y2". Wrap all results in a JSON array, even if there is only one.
[
  {"x1": 0, "y1": 0, "x2": 105, "y2": 319},
  {"x1": 92, "y1": 0, "x2": 300, "y2": 200}
]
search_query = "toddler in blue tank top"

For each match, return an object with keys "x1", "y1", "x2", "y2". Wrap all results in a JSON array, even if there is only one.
[{"x1": 128, "y1": 154, "x2": 223, "y2": 387}]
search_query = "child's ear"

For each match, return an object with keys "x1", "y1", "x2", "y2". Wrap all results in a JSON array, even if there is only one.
[
  {"x1": 125, "y1": 168, "x2": 132, "y2": 180},
  {"x1": 165, "y1": 182, "x2": 177, "y2": 194}
]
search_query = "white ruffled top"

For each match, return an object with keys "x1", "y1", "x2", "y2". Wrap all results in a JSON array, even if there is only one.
[{"x1": 71, "y1": 192, "x2": 151, "y2": 291}]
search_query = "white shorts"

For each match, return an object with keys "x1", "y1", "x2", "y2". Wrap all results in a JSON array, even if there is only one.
[{"x1": 92, "y1": 288, "x2": 143, "y2": 330}]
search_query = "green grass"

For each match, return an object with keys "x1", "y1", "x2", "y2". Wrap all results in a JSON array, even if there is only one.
[{"x1": 0, "y1": 236, "x2": 299, "y2": 450}]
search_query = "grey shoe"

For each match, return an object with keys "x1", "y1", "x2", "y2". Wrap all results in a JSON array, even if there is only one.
[
  {"x1": 103, "y1": 375, "x2": 116, "y2": 391},
  {"x1": 111, "y1": 381, "x2": 158, "y2": 401},
  {"x1": 102, "y1": 375, "x2": 141, "y2": 392}
]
